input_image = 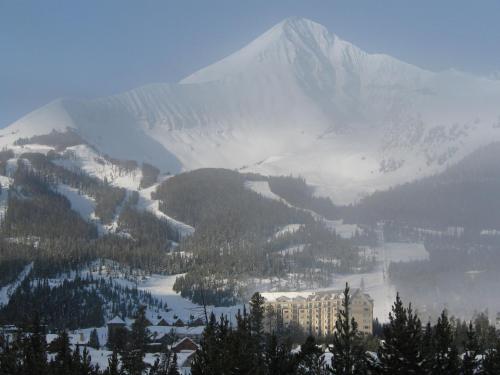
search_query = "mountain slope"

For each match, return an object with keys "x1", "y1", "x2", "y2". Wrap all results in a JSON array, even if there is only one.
[
  {"x1": 345, "y1": 142, "x2": 500, "y2": 230},
  {"x1": 3, "y1": 17, "x2": 500, "y2": 203}
]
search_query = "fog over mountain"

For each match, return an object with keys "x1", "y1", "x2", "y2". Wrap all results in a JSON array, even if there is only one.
[{"x1": 4, "y1": 17, "x2": 500, "y2": 203}]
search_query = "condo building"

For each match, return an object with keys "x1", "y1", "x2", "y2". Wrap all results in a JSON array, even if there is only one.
[{"x1": 263, "y1": 289, "x2": 373, "y2": 336}]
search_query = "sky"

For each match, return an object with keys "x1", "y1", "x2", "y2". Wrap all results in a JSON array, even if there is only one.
[{"x1": 1, "y1": 0, "x2": 500, "y2": 127}]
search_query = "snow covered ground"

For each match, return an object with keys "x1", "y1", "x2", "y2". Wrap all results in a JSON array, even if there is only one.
[
  {"x1": 324, "y1": 220, "x2": 361, "y2": 239},
  {"x1": 0, "y1": 262, "x2": 33, "y2": 307},
  {"x1": 244, "y1": 180, "x2": 288, "y2": 203},
  {"x1": 54, "y1": 145, "x2": 143, "y2": 191},
  {"x1": 46, "y1": 331, "x2": 193, "y2": 374},
  {"x1": 137, "y1": 274, "x2": 242, "y2": 323},
  {"x1": 137, "y1": 179, "x2": 195, "y2": 238},
  {"x1": 0, "y1": 175, "x2": 12, "y2": 219},
  {"x1": 56, "y1": 184, "x2": 96, "y2": 222},
  {"x1": 247, "y1": 179, "x2": 361, "y2": 239}
]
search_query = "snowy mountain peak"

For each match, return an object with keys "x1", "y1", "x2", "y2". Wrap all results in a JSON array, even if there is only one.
[
  {"x1": 181, "y1": 17, "x2": 344, "y2": 85},
  {"x1": 4, "y1": 18, "x2": 500, "y2": 204}
]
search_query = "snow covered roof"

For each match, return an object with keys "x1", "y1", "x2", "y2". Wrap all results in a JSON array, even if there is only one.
[
  {"x1": 107, "y1": 316, "x2": 126, "y2": 325},
  {"x1": 172, "y1": 337, "x2": 199, "y2": 349},
  {"x1": 275, "y1": 296, "x2": 291, "y2": 302},
  {"x1": 148, "y1": 325, "x2": 204, "y2": 337}
]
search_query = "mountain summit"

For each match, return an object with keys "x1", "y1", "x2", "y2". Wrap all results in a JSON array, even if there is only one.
[{"x1": 3, "y1": 18, "x2": 500, "y2": 203}]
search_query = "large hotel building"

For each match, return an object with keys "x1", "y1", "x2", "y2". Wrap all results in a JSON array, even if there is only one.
[{"x1": 263, "y1": 289, "x2": 373, "y2": 336}]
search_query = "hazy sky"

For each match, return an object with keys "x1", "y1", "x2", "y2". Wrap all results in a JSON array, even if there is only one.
[{"x1": 1, "y1": 0, "x2": 500, "y2": 127}]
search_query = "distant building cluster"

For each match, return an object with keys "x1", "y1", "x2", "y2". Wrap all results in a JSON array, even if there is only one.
[{"x1": 263, "y1": 289, "x2": 373, "y2": 336}]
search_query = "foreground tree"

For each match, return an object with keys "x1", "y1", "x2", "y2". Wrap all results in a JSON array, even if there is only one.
[
  {"x1": 88, "y1": 328, "x2": 100, "y2": 349},
  {"x1": 430, "y1": 310, "x2": 460, "y2": 374},
  {"x1": 297, "y1": 336, "x2": 326, "y2": 375},
  {"x1": 329, "y1": 283, "x2": 368, "y2": 375},
  {"x1": 375, "y1": 294, "x2": 423, "y2": 374},
  {"x1": 21, "y1": 315, "x2": 48, "y2": 375},
  {"x1": 121, "y1": 306, "x2": 151, "y2": 375},
  {"x1": 250, "y1": 292, "x2": 267, "y2": 374},
  {"x1": 482, "y1": 338, "x2": 500, "y2": 374},
  {"x1": 461, "y1": 322, "x2": 479, "y2": 375},
  {"x1": 103, "y1": 349, "x2": 123, "y2": 375}
]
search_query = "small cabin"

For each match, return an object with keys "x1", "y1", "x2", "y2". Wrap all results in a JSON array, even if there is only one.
[
  {"x1": 157, "y1": 318, "x2": 169, "y2": 326},
  {"x1": 107, "y1": 316, "x2": 127, "y2": 336},
  {"x1": 174, "y1": 318, "x2": 185, "y2": 327},
  {"x1": 172, "y1": 337, "x2": 199, "y2": 353}
]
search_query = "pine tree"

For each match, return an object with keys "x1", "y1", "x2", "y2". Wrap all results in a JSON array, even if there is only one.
[
  {"x1": 89, "y1": 328, "x2": 100, "y2": 349},
  {"x1": 0, "y1": 331, "x2": 22, "y2": 375},
  {"x1": 461, "y1": 322, "x2": 479, "y2": 375},
  {"x1": 106, "y1": 350, "x2": 122, "y2": 375},
  {"x1": 121, "y1": 306, "x2": 151, "y2": 375},
  {"x1": 230, "y1": 306, "x2": 253, "y2": 373},
  {"x1": 374, "y1": 293, "x2": 423, "y2": 374},
  {"x1": 430, "y1": 310, "x2": 460, "y2": 375},
  {"x1": 481, "y1": 337, "x2": 500, "y2": 374},
  {"x1": 21, "y1": 314, "x2": 48, "y2": 375},
  {"x1": 50, "y1": 330, "x2": 74, "y2": 375},
  {"x1": 297, "y1": 336, "x2": 326, "y2": 375},
  {"x1": 191, "y1": 312, "x2": 220, "y2": 375},
  {"x1": 166, "y1": 352, "x2": 179, "y2": 375},
  {"x1": 264, "y1": 333, "x2": 297, "y2": 374},
  {"x1": 329, "y1": 283, "x2": 368, "y2": 375},
  {"x1": 81, "y1": 346, "x2": 94, "y2": 375},
  {"x1": 420, "y1": 321, "x2": 434, "y2": 373},
  {"x1": 249, "y1": 292, "x2": 266, "y2": 375}
]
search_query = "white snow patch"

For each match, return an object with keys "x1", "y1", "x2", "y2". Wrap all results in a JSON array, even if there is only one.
[
  {"x1": 0, "y1": 262, "x2": 33, "y2": 307},
  {"x1": 54, "y1": 145, "x2": 143, "y2": 191},
  {"x1": 0, "y1": 175, "x2": 12, "y2": 218},
  {"x1": 136, "y1": 274, "x2": 241, "y2": 323},
  {"x1": 279, "y1": 244, "x2": 306, "y2": 256},
  {"x1": 56, "y1": 184, "x2": 96, "y2": 222},
  {"x1": 137, "y1": 178, "x2": 195, "y2": 238},
  {"x1": 274, "y1": 224, "x2": 304, "y2": 238},
  {"x1": 324, "y1": 220, "x2": 361, "y2": 239},
  {"x1": 244, "y1": 180, "x2": 288, "y2": 203}
]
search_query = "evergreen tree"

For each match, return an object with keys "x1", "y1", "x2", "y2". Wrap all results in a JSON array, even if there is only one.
[
  {"x1": 50, "y1": 330, "x2": 74, "y2": 375},
  {"x1": 89, "y1": 328, "x2": 100, "y2": 349},
  {"x1": 80, "y1": 346, "x2": 94, "y2": 375},
  {"x1": 166, "y1": 352, "x2": 179, "y2": 375},
  {"x1": 430, "y1": 310, "x2": 460, "y2": 374},
  {"x1": 375, "y1": 293, "x2": 423, "y2": 374},
  {"x1": 191, "y1": 312, "x2": 220, "y2": 375},
  {"x1": 420, "y1": 321, "x2": 434, "y2": 373},
  {"x1": 121, "y1": 306, "x2": 151, "y2": 375},
  {"x1": 230, "y1": 306, "x2": 254, "y2": 373},
  {"x1": 461, "y1": 322, "x2": 479, "y2": 375},
  {"x1": 21, "y1": 314, "x2": 48, "y2": 375},
  {"x1": 481, "y1": 337, "x2": 500, "y2": 374},
  {"x1": 297, "y1": 336, "x2": 327, "y2": 375},
  {"x1": 249, "y1": 292, "x2": 266, "y2": 375},
  {"x1": 329, "y1": 283, "x2": 368, "y2": 375},
  {"x1": 105, "y1": 350, "x2": 122, "y2": 375},
  {"x1": 0, "y1": 331, "x2": 22, "y2": 375},
  {"x1": 264, "y1": 333, "x2": 297, "y2": 374}
]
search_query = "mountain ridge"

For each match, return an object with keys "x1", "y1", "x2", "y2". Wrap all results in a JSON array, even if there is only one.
[{"x1": 3, "y1": 17, "x2": 500, "y2": 203}]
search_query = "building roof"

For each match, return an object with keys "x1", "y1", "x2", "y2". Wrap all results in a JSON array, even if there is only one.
[
  {"x1": 172, "y1": 337, "x2": 199, "y2": 349},
  {"x1": 107, "y1": 316, "x2": 126, "y2": 325},
  {"x1": 263, "y1": 288, "x2": 372, "y2": 304}
]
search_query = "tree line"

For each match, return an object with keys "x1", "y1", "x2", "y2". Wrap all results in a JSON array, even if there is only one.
[{"x1": 4, "y1": 286, "x2": 500, "y2": 374}]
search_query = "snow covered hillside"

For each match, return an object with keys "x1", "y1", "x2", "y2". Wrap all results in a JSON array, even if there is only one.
[{"x1": 3, "y1": 17, "x2": 500, "y2": 203}]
